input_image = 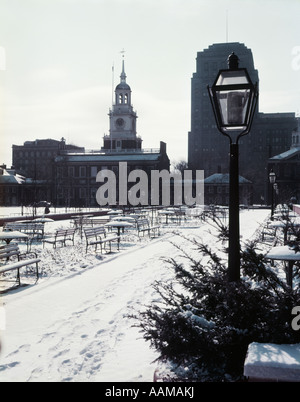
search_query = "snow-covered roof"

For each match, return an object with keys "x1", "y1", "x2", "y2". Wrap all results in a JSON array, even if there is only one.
[
  {"x1": 270, "y1": 147, "x2": 300, "y2": 161},
  {"x1": 204, "y1": 173, "x2": 252, "y2": 184},
  {"x1": 55, "y1": 153, "x2": 161, "y2": 163},
  {"x1": 0, "y1": 168, "x2": 25, "y2": 185}
]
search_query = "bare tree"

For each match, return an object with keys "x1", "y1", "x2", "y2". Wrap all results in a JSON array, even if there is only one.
[{"x1": 171, "y1": 159, "x2": 188, "y2": 173}]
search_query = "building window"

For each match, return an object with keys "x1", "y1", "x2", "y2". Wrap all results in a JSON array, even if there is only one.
[
  {"x1": 57, "y1": 188, "x2": 63, "y2": 198},
  {"x1": 284, "y1": 165, "x2": 291, "y2": 177},
  {"x1": 80, "y1": 166, "x2": 86, "y2": 177},
  {"x1": 79, "y1": 188, "x2": 86, "y2": 199},
  {"x1": 68, "y1": 188, "x2": 75, "y2": 198},
  {"x1": 91, "y1": 166, "x2": 98, "y2": 178}
]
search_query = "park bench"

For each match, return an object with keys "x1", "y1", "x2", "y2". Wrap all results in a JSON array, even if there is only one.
[
  {"x1": 260, "y1": 222, "x2": 277, "y2": 243},
  {"x1": 84, "y1": 226, "x2": 120, "y2": 253},
  {"x1": 73, "y1": 216, "x2": 111, "y2": 227},
  {"x1": 73, "y1": 217, "x2": 93, "y2": 228},
  {"x1": 90, "y1": 218, "x2": 111, "y2": 226},
  {"x1": 0, "y1": 244, "x2": 40, "y2": 291},
  {"x1": 43, "y1": 228, "x2": 76, "y2": 248},
  {"x1": 4, "y1": 222, "x2": 45, "y2": 240},
  {"x1": 4, "y1": 222, "x2": 45, "y2": 251},
  {"x1": 73, "y1": 217, "x2": 112, "y2": 239},
  {"x1": 136, "y1": 218, "x2": 160, "y2": 238}
]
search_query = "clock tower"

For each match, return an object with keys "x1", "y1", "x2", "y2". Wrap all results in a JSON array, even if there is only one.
[{"x1": 103, "y1": 60, "x2": 141, "y2": 151}]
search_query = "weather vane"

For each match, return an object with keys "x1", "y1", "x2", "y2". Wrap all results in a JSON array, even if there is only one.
[{"x1": 120, "y1": 48, "x2": 126, "y2": 59}]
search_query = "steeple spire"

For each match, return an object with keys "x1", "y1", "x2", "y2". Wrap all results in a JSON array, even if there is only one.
[
  {"x1": 115, "y1": 50, "x2": 131, "y2": 97},
  {"x1": 120, "y1": 49, "x2": 126, "y2": 83},
  {"x1": 120, "y1": 59, "x2": 126, "y2": 83}
]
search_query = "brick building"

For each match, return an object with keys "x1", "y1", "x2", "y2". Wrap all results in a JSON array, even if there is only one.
[
  {"x1": 268, "y1": 118, "x2": 300, "y2": 204},
  {"x1": 204, "y1": 173, "x2": 253, "y2": 206},
  {"x1": 53, "y1": 61, "x2": 170, "y2": 207}
]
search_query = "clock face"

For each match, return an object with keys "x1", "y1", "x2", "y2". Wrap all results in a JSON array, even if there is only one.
[{"x1": 116, "y1": 118, "x2": 125, "y2": 128}]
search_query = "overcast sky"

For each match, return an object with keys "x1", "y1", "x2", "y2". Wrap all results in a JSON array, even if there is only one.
[{"x1": 0, "y1": 0, "x2": 300, "y2": 167}]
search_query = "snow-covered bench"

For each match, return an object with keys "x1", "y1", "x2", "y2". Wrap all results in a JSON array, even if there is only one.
[
  {"x1": 136, "y1": 218, "x2": 160, "y2": 238},
  {"x1": 90, "y1": 218, "x2": 111, "y2": 226},
  {"x1": 43, "y1": 228, "x2": 76, "y2": 248},
  {"x1": 4, "y1": 222, "x2": 45, "y2": 243},
  {"x1": 73, "y1": 216, "x2": 110, "y2": 227},
  {"x1": 0, "y1": 244, "x2": 40, "y2": 290},
  {"x1": 84, "y1": 226, "x2": 120, "y2": 253},
  {"x1": 244, "y1": 342, "x2": 300, "y2": 382}
]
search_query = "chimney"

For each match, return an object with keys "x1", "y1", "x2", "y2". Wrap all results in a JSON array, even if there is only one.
[{"x1": 160, "y1": 141, "x2": 166, "y2": 154}]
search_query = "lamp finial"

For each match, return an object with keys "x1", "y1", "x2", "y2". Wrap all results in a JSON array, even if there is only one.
[{"x1": 228, "y1": 52, "x2": 239, "y2": 70}]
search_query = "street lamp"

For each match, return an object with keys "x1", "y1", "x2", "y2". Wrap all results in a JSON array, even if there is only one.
[
  {"x1": 273, "y1": 182, "x2": 278, "y2": 211},
  {"x1": 208, "y1": 52, "x2": 258, "y2": 282},
  {"x1": 269, "y1": 170, "x2": 276, "y2": 219}
]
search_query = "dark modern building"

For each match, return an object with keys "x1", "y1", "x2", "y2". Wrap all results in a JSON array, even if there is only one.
[{"x1": 188, "y1": 42, "x2": 297, "y2": 204}]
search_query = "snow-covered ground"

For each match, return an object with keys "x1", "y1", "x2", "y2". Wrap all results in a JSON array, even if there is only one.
[{"x1": 0, "y1": 207, "x2": 270, "y2": 382}]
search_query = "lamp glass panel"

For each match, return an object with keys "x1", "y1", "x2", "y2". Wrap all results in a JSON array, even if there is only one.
[
  {"x1": 216, "y1": 89, "x2": 250, "y2": 126},
  {"x1": 216, "y1": 70, "x2": 250, "y2": 86}
]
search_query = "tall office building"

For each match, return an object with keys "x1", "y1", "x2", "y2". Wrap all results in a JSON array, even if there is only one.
[{"x1": 188, "y1": 42, "x2": 296, "y2": 203}]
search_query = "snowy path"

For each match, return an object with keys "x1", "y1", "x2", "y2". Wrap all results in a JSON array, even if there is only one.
[
  {"x1": 0, "y1": 209, "x2": 269, "y2": 382},
  {"x1": 0, "y1": 234, "x2": 186, "y2": 382}
]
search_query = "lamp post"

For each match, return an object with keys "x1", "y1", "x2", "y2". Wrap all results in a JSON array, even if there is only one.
[
  {"x1": 273, "y1": 182, "x2": 278, "y2": 213},
  {"x1": 269, "y1": 170, "x2": 276, "y2": 219},
  {"x1": 208, "y1": 53, "x2": 258, "y2": 282}
]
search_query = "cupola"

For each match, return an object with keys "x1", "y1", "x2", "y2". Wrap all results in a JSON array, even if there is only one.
[{"x1": 115, "y1": 60, "x2": 131, "y2": 105}]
